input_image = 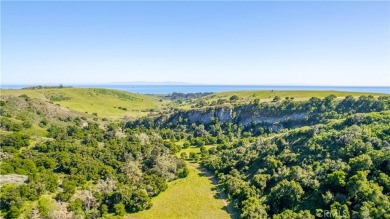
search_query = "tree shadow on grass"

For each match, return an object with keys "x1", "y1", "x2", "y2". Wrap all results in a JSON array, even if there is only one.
[
  {"x1": 194, "y1": 165, "x2": 238, "y2": 219},
  {"x1": 198, "y1": 172, "x2": 207, "y2": 177},
  {"x1": 211, "y1": 187, "x2": 222, "y2": 198},
  {"x1": 213, "y1": 192, "x2": 222, "y2": 199},
  {"x1": 221, "y1": 206, "x2": 228, "y2": 212},
  {"x1": 222, "y1": 205, "x2": 240, "y2": 219}
]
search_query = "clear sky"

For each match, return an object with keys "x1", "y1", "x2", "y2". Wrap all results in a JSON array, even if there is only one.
[{"x1": 1, "y1": 1, "x2": 389, "y2": 86}]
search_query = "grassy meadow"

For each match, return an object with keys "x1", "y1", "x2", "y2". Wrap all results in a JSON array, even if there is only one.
[
  {"x1": 0, "y1": 88, "x2": 164, "y2": 119},
  {"x1": 125, "y1": 144, "x2": 228, "y2": 219},
  {"x1": 203, "y1": 90, "x2": 389, "y2": 103},
  {"x1": 126, "y1": 161, "x2": 230, "y2": 219}
]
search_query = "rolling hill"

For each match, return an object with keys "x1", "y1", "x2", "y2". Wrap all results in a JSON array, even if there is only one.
[{"x1": 0, "y1": 88, "x2": 164, "y2": 119}]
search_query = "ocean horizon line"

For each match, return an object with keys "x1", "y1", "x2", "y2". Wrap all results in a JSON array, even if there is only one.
[
  {"x1": 1, "y1": 83, "x2": 389, "y2": 88},
  {"x1": 1, "y1": 84, "x2": 389, "y2": 94}
]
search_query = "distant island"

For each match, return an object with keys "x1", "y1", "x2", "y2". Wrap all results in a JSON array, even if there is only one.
[{"x1": 104, "y1": 81, "x2": 196, "y2": 85}]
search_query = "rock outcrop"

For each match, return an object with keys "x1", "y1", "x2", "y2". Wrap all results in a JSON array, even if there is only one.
[{"x1": 163, "y1": 105, "x2": 306, "y2": 127}]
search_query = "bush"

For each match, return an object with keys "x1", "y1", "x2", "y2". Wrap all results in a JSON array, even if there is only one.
[
  {"x1": 183, "y1": 142, "x2": 190, "y2": 149},
  {"x1": 177, "y1": 167, "x2": 189, "y2": 178},
  {"x1": 230, "y1": 95, "x2": 239, "y2": 102},
  {"x1": 0, "y1": 133, "x2": 30, "y2": 149},
  {"x1": 273, "y1": 96, "x2": 281, "y2": 102},
  {"x1": 114, "y1": 203, "x2": 126, "y2": 216}
]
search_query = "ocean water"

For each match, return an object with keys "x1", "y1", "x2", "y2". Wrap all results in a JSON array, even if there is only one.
[{"x1": 1, "y1": 84, "x2": 389, "y2": 94}]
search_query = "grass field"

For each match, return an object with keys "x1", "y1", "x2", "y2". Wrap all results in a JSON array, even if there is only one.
[
  {"x1": 203, "y1": 90, "x2": 389, "y2": 103},
  {"x1": 126, "y1": 161, "x2": 230, "y2": 219},
  {"x1": 176, "y1": 145, "x2": 217, "y2": 157},
  {"x1": 0, "y1": 88, "x2": 163, "y2": 119}
]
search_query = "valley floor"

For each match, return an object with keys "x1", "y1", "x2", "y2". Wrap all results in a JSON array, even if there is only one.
[{"x1": 126, "y1": 161, "x2": 231, "y2": 219}]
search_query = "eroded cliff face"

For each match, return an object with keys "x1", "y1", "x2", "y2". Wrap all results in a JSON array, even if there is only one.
[
  {"x1": 165, "y1": 106, "x2": 306, "y2": 127},
  {"x1": 187, "y1": 107, "x2": 233, "y2": 124}
]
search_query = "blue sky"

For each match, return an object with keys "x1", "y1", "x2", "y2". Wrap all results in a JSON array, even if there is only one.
[{"x1": 1, "y1": 1, "x2": 389, "y2": 86}]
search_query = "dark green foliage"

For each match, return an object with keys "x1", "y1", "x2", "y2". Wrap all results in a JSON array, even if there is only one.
[
  {"x1": 182, "y1": 141, "x2": 190, "y2": 148},
  {"x1": 325, "y1": 171, "x2": 346, "y2": 191},
  {"x1": 100, "y1": 204, "x2": 108, "y2": 215},
  {"x1": 230, "y1": 95, "x2": 239, "y2": 102},
  {"x1": 118, "y1": 106, "x2": 127, "y2": 111},
  {"x1": 0, "y1": 133, "x2": 30, "y2": 149},
  {"x1": 273, "y1": 96, "x2": 281, "y2": 102},
  {"x1": 0, "y1": 118, "x2": 23, "y2": 131},
  {"x1": 176, "y1": 167, "x2": 190, "y2": 178},
  {"x1": 144, "y1": 174, "x2": 168, "y2": 196},
  {"x1": 268, "y1": 180, "x2": 304, "y2": 213},
  {"x1": 0, "y1": 184, "x2": 23, "y2": 210},
  {"x1": 202, "y1": 110, "x2": 390, "y2": 217},
  {"x1": 69, "y1": 198, "x2": 83, "y2": 213},
  {"x1": 56, "y1": 179, "x2": 76, "y2": 201},
  {"x1": 7, "y1": 206, "x2": 21, "y2": 219},
  {"x1": 46, "y1": 94, "x2": 71, "y2": 101},
  {"x1": 240, "y1": 197, "x2": 268, "y2": 219},
  {"x1": 163, "y1": 140, "x2": 181, "y2": 153},
  {"x1": 47, "y1": 125, "x2": 68, "y2": 140},
  {"x1": 0, "y1": 95, "x2": 187, "y2": 217}
]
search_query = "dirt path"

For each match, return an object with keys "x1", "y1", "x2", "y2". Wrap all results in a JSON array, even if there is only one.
[{"x1": 187, "y1": 162, "x2": 238, "y2": 219}]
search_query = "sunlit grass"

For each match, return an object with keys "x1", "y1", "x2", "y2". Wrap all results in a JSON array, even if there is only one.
[
  {"x1": 126, "y1": 161, "x2": 229, "y2": 219},
  {"x1": 204, "y1": 90, "x2": 389, "y2": 103},
  {"x1": 1, "y1": 88, "x2": 164, "y2": 119}
]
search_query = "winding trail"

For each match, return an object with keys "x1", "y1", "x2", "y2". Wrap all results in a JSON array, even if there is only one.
[{"x1": 187, "y1": 162, "x2": 238, "y2": 219}]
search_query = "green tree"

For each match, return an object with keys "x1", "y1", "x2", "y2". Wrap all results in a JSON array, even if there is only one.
[
  {"x1": 183, "y1": 142, "x2": 190, "y2": 149},
  {"x1": 325, "y1": 171, "x2": 346, "y2": 190},
  {"x1": 114, "y1": 203, "x2": 126, "y2": 216},
  {"x1": 269, "y1": 180, "x2": 304, "y2": 213},
  {"x1": 349, "y1": 154, "x2": 373, "y2": 171},
  {"x1": 330, "y1": 202, "x2": 349, "y2": 219},
  {"x1": 230, "y1": 95, "x2": 239, "y2": 102},
  {"x1": 7, "y1": 206, "x2": 21, "y2": 219},
  {"x1": 177, "y1": 167, "x2": 189, "y2": 178},
  {"x1": 100, "y1": 204, "x2": 108, "y2": 216},
  {"x1": 240, "y1": 197, "x2": 268, "y2": 219},
  {"x1": 252, "y1": 173, "x2": 270, "y2": 190}
]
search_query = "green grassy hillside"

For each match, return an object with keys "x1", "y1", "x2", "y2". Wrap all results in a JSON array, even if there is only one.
[
  {"x1": 0, "y1": 88, "x2": 164, "y2": 119},
  {"x1": 203, "y1": 90, "x2": 389, "y2": 103}
]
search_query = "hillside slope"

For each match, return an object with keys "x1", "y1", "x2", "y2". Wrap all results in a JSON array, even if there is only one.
[
  {"x1": 0, "y1": 95, "x2": 188, "y2": 218},
  {"x1": 202, "y1": 111, "x2": 390, "y2": 218},
  {"x1": 201, "y1": 90, "x2": 389, "y2": 105},
  {"x1": 0, "y1": 88, "x2": 163, "y2": 119}
]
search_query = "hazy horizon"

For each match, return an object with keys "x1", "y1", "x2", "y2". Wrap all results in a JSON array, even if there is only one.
[
  {"x1": 2, "y1": 1, "x2": 389, "y2": 86},
  {"x1": 2, "y1": 81, "x2": 390, "y2": 87}
]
